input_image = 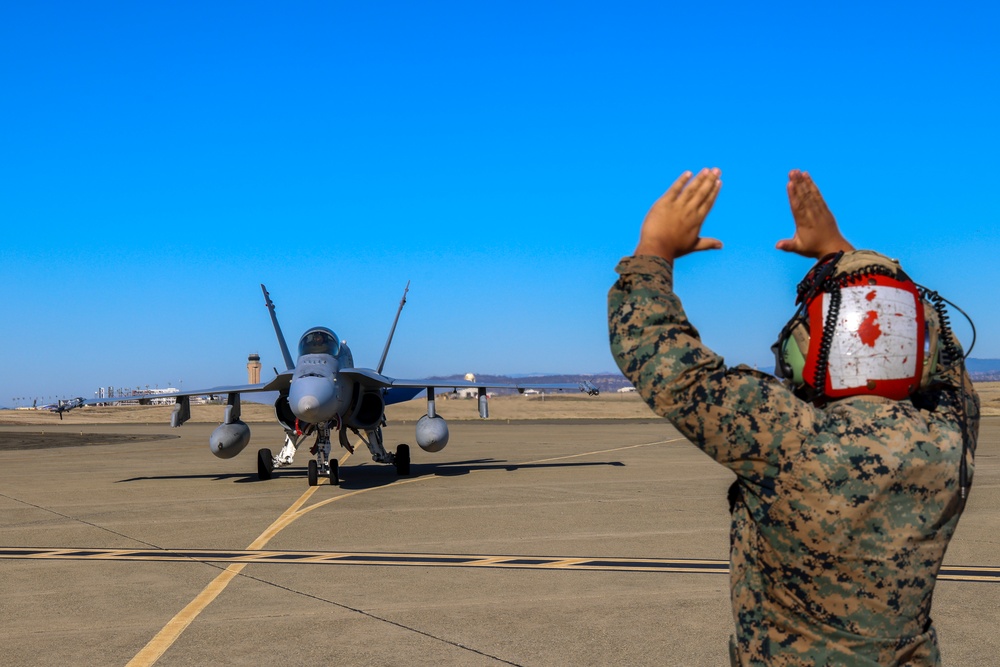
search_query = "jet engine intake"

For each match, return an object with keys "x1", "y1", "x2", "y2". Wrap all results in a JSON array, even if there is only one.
[
  {"x1": 416, "y1": 414, "x2": 449, "y2": 452},
  {"x1": 210, "y1": 421, "x2": 251, "y2": 459},
  {"x1": 344, "y1": 386, "x2": 385, "y2": 431},
  {"x1": 273, "y1": 395, "x2": 301, "y2": 432}
]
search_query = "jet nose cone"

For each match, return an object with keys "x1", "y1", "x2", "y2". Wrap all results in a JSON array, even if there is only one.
[
  {"x1": 296, "y1": 394, "x2": 322, "y2": 420},
  {"x1": 289, "y1": 377, "x2": 338, "y2": 424}
]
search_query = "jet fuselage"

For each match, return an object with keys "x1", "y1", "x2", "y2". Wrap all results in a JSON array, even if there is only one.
[{"x1": 285, "y1": 327, "x2": 355, "y2": 425}]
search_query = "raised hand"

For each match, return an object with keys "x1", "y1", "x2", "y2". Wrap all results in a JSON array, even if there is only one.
[
  {"x1": 777, "y1": 170, "x2": 854, "y2": 259},
  {"x1": 634, "y1": 168, "x2": 723, "y2": 261}
]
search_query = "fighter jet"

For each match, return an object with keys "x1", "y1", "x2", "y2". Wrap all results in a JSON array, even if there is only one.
[
  {"x1": 80, "y1": 284, "x2": 598, "y2": 486},
  {"x1": 42, "y1": 397, "x2": 86, "y2": 420}
]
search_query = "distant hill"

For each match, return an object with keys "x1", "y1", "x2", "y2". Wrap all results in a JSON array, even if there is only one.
[
  {"x1": 967, "y1": 358, "x2": 1000, "y2": 381},
  {"x1": 966, "y1": 358, "x2": 1000, "y2": 371},
  {"x1": 424, "y1": 373, "x2": 635, "y2": 395},
  {"x1": 481, "y1": 358, "x2": 1000, "y2": 392},
  {"x1": 234, "y1": 359, "x2": 1000, "y2": 406},
  {"x1": 755, "y1": 359, "x2": 1000, "y2": 382}
]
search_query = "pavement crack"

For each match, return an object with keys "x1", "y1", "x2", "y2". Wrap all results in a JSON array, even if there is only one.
[
  {"x1": 228, "y1": 568, "x2": 525, "y2": 666},
  {"x1": 0, "y1": 491, "x2": 166, "y2": 551}
]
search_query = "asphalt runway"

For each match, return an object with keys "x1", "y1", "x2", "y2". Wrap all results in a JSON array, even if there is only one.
[{"x1": 1, "y1": 418, "x2": 997, "y2": 666}]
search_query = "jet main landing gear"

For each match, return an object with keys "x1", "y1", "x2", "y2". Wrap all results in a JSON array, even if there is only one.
[
  {"x1": 257, "y1": 448, "x2": 273, "y2": 480},
  {"x1": 395, "y1": 444, "x2": 410, "y2": 476}
]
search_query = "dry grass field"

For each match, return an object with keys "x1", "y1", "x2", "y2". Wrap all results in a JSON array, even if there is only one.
[
  {"x1": 1, "y1": 382, "x2": 996, "y2": 426},
  {"x1": 975, "y1": 381, "x2": 1000, "y2": 416},
  {"x1": 0, "y1": 392, "x2": 656, "y2": 426}
]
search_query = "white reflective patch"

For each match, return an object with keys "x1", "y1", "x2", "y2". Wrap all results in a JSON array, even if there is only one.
[{"x1": 822, "y1": 286, "x2": 917, "y2": 390}]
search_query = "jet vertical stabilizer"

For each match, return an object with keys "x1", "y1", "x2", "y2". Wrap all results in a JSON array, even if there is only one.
[
  {"x1": 376, "y1": 281, "x2": 409, "y2": 374},
  {"x1": 261, "y1": 284, "x2": 295, "y2": 371}
]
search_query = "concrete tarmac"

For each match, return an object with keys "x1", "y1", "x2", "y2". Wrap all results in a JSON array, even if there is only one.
[{"x1": 0, "y1": 418, "x2": 997, "y2": 666}]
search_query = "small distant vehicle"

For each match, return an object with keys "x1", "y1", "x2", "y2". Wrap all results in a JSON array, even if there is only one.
[{"x1": 72, "y1": 284, "x2": 598, "y2": 486}]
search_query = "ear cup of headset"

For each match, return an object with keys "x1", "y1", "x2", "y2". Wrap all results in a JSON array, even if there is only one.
[
  {"x1": 920, "y1": 298, "x2": 941, "y2": 390},
  {"x1": 780, "y1": 321, "x2": 810, "y2": 387}
]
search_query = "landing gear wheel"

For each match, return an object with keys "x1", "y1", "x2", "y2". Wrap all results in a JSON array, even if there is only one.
[
  {"x1": 395, "y1": 444, "x2": 410, "y2": 476},
  {"x1": 257, "y1": 448, "x2": 273, "y2": 481},
  {"x1": 329, "y1": 459, "x2": 340, "y2": 486},
  {"x1": 308, "y1": 459, "x2": 319, "y2": 486}
]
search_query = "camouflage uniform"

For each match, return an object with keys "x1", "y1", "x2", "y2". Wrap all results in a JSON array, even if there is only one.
[{"x1": 607, "y1": 255, "x2": 980, "y2": 666}]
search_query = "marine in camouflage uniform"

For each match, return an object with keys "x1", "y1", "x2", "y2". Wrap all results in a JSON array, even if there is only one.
[{"x1": 607, "y1": 168, "x2": 980, "y2": 666}]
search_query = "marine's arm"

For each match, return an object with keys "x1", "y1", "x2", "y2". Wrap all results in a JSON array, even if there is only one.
[
  {"x1": 608, "y1": 255, "x2": 815, "y2": 471},
  {"x1": 608, "y1": 169, "x2": 819, "y2": 471}
]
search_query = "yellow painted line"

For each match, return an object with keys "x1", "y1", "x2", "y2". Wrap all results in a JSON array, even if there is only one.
[
  {"x1": 939, "y1": 574, "x2": 1000, "y2": 583},
  {"x1": 536, "y1": 558, "x2": 592, "y2": 569},
  {"x1": 126, "y1": 448, "x2": 363, "y2": 666},
  {"x1": 126, "y1": 483, "x2": 322, "y2": 667},
  {"x1": 468, "y1": 556, "x2": 515, "y2": 566},
  {"x1": 127, "y1": 437, "x2": 675, "y2": 665},
  {"x1": 126, "y1": 563, "x2": 248, "y2": 667},
  {"x1": 6, "y1": 547, "x2": 997, "y2": 582}
]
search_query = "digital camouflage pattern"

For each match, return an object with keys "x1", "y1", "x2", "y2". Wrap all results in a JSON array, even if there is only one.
[{"x1": 608, "y1": 255, "x2": 980, "y2": 666}]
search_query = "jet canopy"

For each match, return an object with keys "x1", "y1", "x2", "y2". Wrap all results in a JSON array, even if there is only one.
[{"x1": 298, "y1": 327, "x2": 341, "y2": 357}]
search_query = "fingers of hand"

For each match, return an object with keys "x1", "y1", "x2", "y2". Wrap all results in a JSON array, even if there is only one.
[
  {"x1": 775, "y1": 238, "x2": 799, "y2": 252},
  {"x1": 800, "y1": 179, "x2": 822, "y2": 214},
  {"x1": 663, "y1": 171, "x2": 693, "y2": 201},
  {"x1": 694, "y1": 237, "x2": 723, "y2": 253},
  {"x1": 788, "y1": 171, "x2": 821, "y2": 225},
  {"x1": 695, "y1": 176, "x2": 722, "y2": 218},
  {"x1": 787, "y1": 183, "x2": 801, "y2": 216},
  {"x1": 679, "y1": 168, "x2": 716, "y2": 203},
  {"x1": 676, "y1": 168, "x2": 722, "y2": 225}
]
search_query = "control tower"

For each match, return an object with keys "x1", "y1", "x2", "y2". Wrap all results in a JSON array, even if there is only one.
[{"x1": 247, "y1": 353, "x2": 261, "y2": 384}]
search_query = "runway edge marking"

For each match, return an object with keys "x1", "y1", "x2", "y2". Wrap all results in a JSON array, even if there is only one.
[{"x1": 3, "y1": 547, "x2": 997, "y2": 582}]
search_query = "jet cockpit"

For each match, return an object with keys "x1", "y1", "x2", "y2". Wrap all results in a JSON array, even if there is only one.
[{"x1": 298, "y1": 328, "x2": 340, "y2": 357}]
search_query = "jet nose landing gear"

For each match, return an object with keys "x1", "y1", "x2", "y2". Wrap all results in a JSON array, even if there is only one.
[
  {"x1": 261, "y1": 424, "x2": 409, "y2": 487},
  {"x1": 308, "y1": 425, "x2": 339, "y2": 486},
  {"x1": 307, "y1": 458, "x2": 340, "y2": 486}
]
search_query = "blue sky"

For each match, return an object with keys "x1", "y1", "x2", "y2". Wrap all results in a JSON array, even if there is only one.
[{"x1": 2, "y1": 1, "x2": 997, "y2": 405}]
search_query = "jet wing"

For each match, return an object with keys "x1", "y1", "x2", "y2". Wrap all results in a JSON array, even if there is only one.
[
  {"x1": 338, "y1": 368, "x2": 393, "y2": 389},
  {"x1": 339, "y1": 369, "x2": 598, "y2": 396},
  {"x1": 384, "y1": 387, "x2": 424, "y2": 405},
  {"x1": 81, "y1": 372, "x2": 293, "y2": 406},
  {"x1": 390, "y1": 378, "x2": 599, "y2": 394},
  {"x1": 333, "y1": 369, "x2": 423, "y2": 405}
]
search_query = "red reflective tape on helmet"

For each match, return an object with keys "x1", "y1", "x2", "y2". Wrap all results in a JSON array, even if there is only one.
[{"x1": 804, "y1": 274, "x2": 925, "y2": 400}]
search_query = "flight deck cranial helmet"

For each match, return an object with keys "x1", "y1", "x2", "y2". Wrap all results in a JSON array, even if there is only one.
[{"x1": 772, "y1": 250, "x2": 941, "y2": 402}]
